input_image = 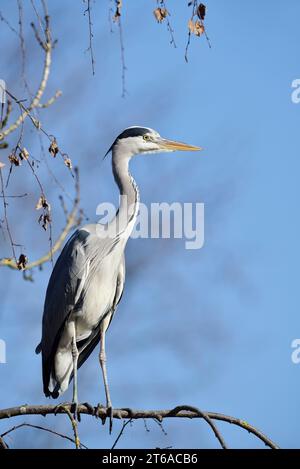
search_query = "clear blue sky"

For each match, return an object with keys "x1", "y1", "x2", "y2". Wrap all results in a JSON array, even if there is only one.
[{"x1": 0, "y1": 0, "x2": 299, "y2": 448}]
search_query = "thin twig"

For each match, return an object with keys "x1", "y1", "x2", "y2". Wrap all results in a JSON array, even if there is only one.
[
  {"x1": 0, "y1": 13, "x2": 52, "y2": 141},
  {"x1": 117, "y1": 18, "x2": 127, "y2": 98},
  {"x1": 111, "y1": 418, "x2": 132, "y2": 450},
  {"x1": 84, "y1": 0, "x2": 95, "y2": 75},
  {"x1": 18, "y1": 0, "x2": 32, "y2": 97},
  {"x1": 0, "y1": 193, "x2": 27, "y2": 198},
  {"x1": 185, "y1": 0, "x2": 211, "y2": 62},
  {"x1": 170, "y1": 405, "x2": 227, "y2": 449},
  {"x1": 0, "y1": 10, "x2": 19, "y2": 36},
  {"x1": 152, "y1": 418, "x2": 168, "y2": 436},
  {"x1": 0, "y1": 100, "x2": 12, "y2": 130},
  {"x1": 0, "y1": 167, "x2": 80, "y2": 270},
  {"x1": 23, "y1": 152, "x2": 53, "y2": 264},
  {"x1": 0, "y1": 168, "x2": 17, "y2": 263},
  {"x1": 30, "y1": 0, "x2": 46, "y2": 33},
  {"x1": 38, "y1": 90, "x2": 62, "y2": 108},
  {"x1": 0, "y1": 422, "x2": 88, "y2": 449},
  {"x1": 3, "y1": 88, "x2": 74, "y2": 175},
  {"x1": 158, "y1": 0, "x2": 177, "y2": 48},
  {"x1": 185, "y1": 0, "x2": 197, "y2": 63},
  {"x1": 56, "y1": 406, "x2": 80, "y2": 449}
]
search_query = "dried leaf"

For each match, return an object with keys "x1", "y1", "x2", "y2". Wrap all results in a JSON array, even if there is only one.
[
  {"x1": 153, "y1": 7, "x2": 168, "y2": 23},
  {"x1": 64, "y1": 158, "x2": 72, "y2": 170},
  {"x1": 19, "y1": 147, "x2": 29, "y2": 160},
  {"x1": 197, "y1": 3, "x2": 206, "y2": 21},
  {"x1": 8, "y1": 153, "x2": 21, "y2": 166},
  {"x1": 113, "y1": 0, "x2": 122, "y2": 21},
  {"x1": 194, "y1": 20, "x2": 205, "y2": 36},
  {"x1": 38, "y1": 213, "x2": 51, "y2": 230},
  {"x1": 188, "y1": 19, "x2": 205, "y2": 36},
  {"x1": 48, "y1": 139, "x2": 59, "y2": 157},
  {"x1": 17, "y1": 253, "x2": 28, "y2": 270},
  {"x1": 36, "y1": 195, "x2": 50, "y2": 211}
]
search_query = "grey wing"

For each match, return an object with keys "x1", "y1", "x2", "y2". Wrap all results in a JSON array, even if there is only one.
[
  {"x1": 108, "y1": 254, "x2": 125, "y2": 327},
  {"x1": 74, "y1": 255, "x2": 125, "y2": 373},
  {"x1": 36, "y1": 228, "x2": 90, "y2": 396}
]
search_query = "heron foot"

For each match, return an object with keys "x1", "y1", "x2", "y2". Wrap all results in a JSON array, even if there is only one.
[
  {"x1": 94, "y1": 403, "x2": 105, "y2": 422},
  {"x1": 94, "y1": 403, "x2": 114, "y2": 433}
]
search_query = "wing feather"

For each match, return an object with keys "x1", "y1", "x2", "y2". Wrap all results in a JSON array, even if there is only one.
[{"x1": 39, "y1": 228, "x2": 90, "y2": 395}]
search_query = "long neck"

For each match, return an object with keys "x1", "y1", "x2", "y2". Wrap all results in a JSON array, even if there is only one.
[{"x1": 111, "y1": 149, "x2": 140, "y2": 240}]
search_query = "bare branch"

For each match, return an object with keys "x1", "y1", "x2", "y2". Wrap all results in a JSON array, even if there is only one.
[
  {"x1": 0, "y1": 167, "x2": 81, "y2": 271},
  {"x1": 0, "y1": 193, "x2": 27, "y2": 198},
  {"x1": 0, "y1": 403, "x2": 279, "y2": 449},
  {"x1": 54, "y1": 405, "x2": 80, "y2": 449},
  {"x1": 0, "y1": 168, "x2": 17, "y2": 264},
  {"x1": 185, "y1": 0, "x2": 197, "y2": 63},
  {"x1": 0, "y1": 100, "x2": 12, "y2": 130},
  {"x1": 38, "y1": 90, "x2": 62, "y2": 108},
  {"x1": 154, "y1": 1, "x2": 177, "y2": 48},
  {"x1": 0, "y1": 14, "x2": 53, "y2": 141},
  {"x1": 111, "y1": 418, "x2": 133, "y2": 450},
  {"x1": 3, "y1": 89, "x2": 74, "y2": 174},
  {"x1": 0, "y1": 422, "x2": 88, "y2": 449},
  {"x1": 83, "y1": 0, "x2": 95, "y2": 75},
  {"x1": 0, "y1": 10, "x2": 19, "y2": 36},
  {"x1": 117, "y1": 18, "x2": 127, "y2": 98},
  {"x1": 185, "y1": 1, "x2": 211, "y2": 63}
]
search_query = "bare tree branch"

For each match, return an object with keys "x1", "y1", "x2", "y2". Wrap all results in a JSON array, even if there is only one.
[
  {"x1": 38, "y1": 90, "x2": 62, "y2": 108},
  {"x1": 0, "y1": 167, "x2": 81, "y2": 271},
  {"x1": 0, "y1": 168, "x2": 17, "y2": 264},
  {"x1": 54, "y1": 405, "x2": 81, "y2": 449},
  {"x1": 83, "y1": 0, "x2": 95, "y2": 75},
  {"x1": 0, "y1": 100, "x2": 12, "y2": 130},
  {"x1": 0, "y1": 422, "x2": 88, "y2": 449},
  {"x1": 0, "y1": 403, "x2": 279, "y2": 449},
  {"x1": 154, "y1": 1, "x2": 177, "y2": 48},
  {"x1": 0, "y1": 10, "x2": 53, "y2": 142}
]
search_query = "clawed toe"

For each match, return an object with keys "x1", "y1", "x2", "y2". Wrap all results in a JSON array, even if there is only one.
[
  {"x1": 107, "y1": 406, "x2": 113, "y2": 434},
  {"x1": 94, "y1": 403, "x2": 106, "y2": 424},
  {"x1": 94, "y1": 403, "x2": 114, "y2": 433}
]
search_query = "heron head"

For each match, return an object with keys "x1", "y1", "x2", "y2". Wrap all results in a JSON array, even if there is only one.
[{"x1": 105, "y1": 126, "x2": 202, "y2": 158}]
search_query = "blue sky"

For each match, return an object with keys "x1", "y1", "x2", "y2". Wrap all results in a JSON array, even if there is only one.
[{"x1": 0, "y1": 0, "x2": 299, "y2": 448}]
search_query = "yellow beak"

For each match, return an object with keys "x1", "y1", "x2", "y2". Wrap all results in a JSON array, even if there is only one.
[{"x1": 159, "y1": 138, "x2": 202, "y2": 152}]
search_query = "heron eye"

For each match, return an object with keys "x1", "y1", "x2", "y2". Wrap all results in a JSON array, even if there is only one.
[{"x1": 143, "y1": 135, "x2": 150, "y2": 141}]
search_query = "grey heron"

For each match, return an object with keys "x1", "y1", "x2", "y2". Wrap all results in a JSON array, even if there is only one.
[{"x1": 36, "y1": 126, "x2": 201, "y2": 428}]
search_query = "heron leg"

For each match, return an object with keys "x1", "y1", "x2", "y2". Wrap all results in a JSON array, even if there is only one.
[
  {"x1": 71, "y1": 321, "x2": 79, "y2": 420},
  {"x1": 99, "y1": 328, "x2": 113, "y2": 432}
]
